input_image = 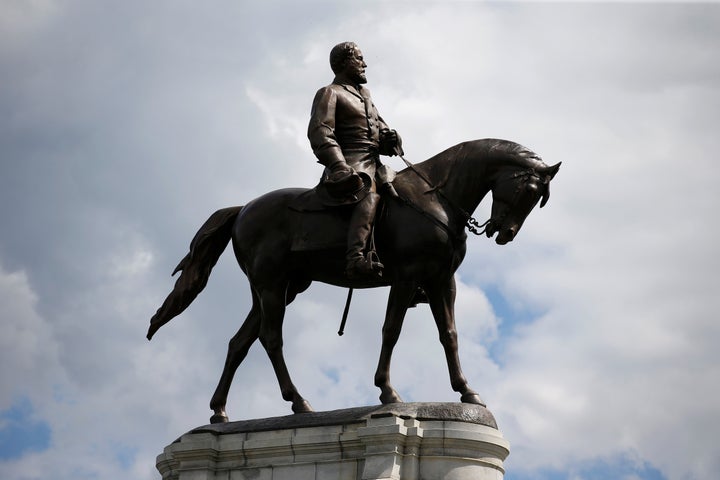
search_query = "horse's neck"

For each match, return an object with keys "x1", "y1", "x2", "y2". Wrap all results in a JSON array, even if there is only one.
[{"x1": 423, "y1": 142, "x2": 493, "y2": 216}]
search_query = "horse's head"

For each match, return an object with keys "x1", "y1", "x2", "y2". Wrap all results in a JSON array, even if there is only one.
[{"x1": 485, "y1": 162, "x2": 560, "y2": 245}]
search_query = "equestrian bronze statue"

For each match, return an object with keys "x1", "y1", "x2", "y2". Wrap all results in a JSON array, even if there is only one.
[
  {"x1": 147, "y1": 137, "x2": 560, "y2": 423},
  {"x1": 147, "y1": 42, "x2": 559, "y2": 424}
]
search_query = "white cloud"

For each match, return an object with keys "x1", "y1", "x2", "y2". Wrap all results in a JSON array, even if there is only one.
[
  {"x1": 0, "y1": 264, "x2": 63, "y2": 409},
  {"x1": 1, "y1": 2, "x2": 719, "y2": 480},
  {"x1": 0, "y1": 0, "x2": 58, "y2": 42}
]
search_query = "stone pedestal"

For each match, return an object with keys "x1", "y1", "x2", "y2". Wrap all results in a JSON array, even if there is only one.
[{"x1": 156, "y1": 403, "x2": 509, "y2": 480}]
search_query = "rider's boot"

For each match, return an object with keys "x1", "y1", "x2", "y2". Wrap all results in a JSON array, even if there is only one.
[{"x1": 345, "y1": 192, "x2": 384, "y2": 280}]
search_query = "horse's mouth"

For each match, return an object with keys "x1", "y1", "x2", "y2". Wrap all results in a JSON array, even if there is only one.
[
  {"x1": 493, "y1": 227, "x2": 517, "y2": 245},
  {"x1": 495, "y1": 235, "x2": 511, "y2": 245}
]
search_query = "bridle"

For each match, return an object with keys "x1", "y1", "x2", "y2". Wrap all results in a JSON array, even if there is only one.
[
  {"x1": 486, "y1": 168, "x2": 547, "y2": 234},
  {"x1": 398, "y1": 153, "x2": 545, "y2": 238}
]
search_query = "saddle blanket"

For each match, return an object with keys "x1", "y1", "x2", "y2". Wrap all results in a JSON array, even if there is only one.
[{"x1": 288, "y1": 189, "x2": 352, "y2": 251}]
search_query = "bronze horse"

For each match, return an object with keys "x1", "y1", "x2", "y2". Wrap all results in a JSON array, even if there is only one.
[{"x1": 147, "y1": 138, "x2": 560, "y2": 423}]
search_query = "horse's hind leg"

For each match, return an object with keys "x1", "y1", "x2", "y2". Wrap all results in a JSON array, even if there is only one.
[
  {"x1": 209, "y1": 291, "x2": 261, "y2": 423},
  {"x1": 426, "y1": 276, "x2": 485, "y2": 406},
  {"x1": 374, "y1": 281, "x2": 417, "y2": 404},
  {"x1": 258, "y1": 284, "x2": 313, "y2": 414}
]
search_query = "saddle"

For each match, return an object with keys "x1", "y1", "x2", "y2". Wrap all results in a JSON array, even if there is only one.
[
  {"x1": 288, "y1": 175, "x2": 373, "y2": 252},
  {"x1": 287, "y1": 181, "x2": 429, "y2": 307}
]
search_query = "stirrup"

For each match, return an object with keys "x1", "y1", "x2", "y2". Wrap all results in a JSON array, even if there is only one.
[{"x1": 345, "y1": 252, "x2": 384, "y2": 280}]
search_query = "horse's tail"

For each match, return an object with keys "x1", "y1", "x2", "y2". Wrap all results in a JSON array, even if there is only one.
[{"x1": 147, "y1": 206, "x2": 243, "y2": 340}]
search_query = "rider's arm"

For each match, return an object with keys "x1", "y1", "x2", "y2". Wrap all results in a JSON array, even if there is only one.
[{"x1": 308, "y1": 87, "x2": 350, "y2": 173}]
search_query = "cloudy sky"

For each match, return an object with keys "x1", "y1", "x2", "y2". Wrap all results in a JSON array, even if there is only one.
[{"x1": 2, "y1": 1, "x2": 719, "y2": 479}]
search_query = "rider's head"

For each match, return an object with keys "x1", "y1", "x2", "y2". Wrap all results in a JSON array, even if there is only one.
[{"x1": 330, "y1": 42, "x2": 367, "y2": 84}]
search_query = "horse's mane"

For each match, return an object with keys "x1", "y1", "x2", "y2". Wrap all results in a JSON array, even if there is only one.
[
  {"x1": 468, "y1": 138, "x2": 545, "y2": 169},
  {"x1": 396, "y1": 139, "x2": 546, "y2": 182}
]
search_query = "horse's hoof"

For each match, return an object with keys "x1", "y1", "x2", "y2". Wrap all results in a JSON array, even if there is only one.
[
  {"x1": 292, "y1": 399, "x2": 314, "y2": 413},
  {"x1": 460, "y1": 392, "x2": 486, "y2": 407},
  {"x1": 210, "y1": 412, "x2": 229, "y2": 424},
  {"x1": 380, "y1": 391, "x2": 403, "y2": 404}
]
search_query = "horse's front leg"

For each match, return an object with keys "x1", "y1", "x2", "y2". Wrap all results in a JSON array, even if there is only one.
[
  {"x1": 374, "y1": 282, "x2": 416, "y2": 404},
  {"x1": 426, "y1": 276, "x2": 485, "y2": 406}
]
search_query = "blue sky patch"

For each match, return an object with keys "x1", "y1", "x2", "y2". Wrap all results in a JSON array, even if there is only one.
[
  {"x1": 321, "y1": 366, "x2": 340, "y2": 384},
  {"x1": 0, "y1": 398, "x2": 52, "y2": 460},
  {"x1": 506, "y1": 453, "x2": 667, "y2": 480},
  {"x1": 483, "y1": 284, "x2": 543, "y2": 333},
  {"x1": 114, "y1": 444, "x2": 138, "y2": 470},
  {"x1": 483, "y1": 284, "x2": 545, "y2": 364}
]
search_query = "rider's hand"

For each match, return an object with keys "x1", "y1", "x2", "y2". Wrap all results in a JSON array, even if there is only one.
[
  {"x1": 380, "y1": 129, "x2": 404, "y2": 156},
  {"x1": 329, "y1": 159, "x2": 353, "y2": 174},
  {"x1": 380, "y1": 129, "x2": 398, "y2": 145}
]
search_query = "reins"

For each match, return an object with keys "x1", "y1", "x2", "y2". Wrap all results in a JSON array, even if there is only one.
[
  {"x1": 398, "y1": 152, "x2": 491, "y2": 236},
  {"x1": 398, "y1": 154, "x2": 544, "y2": 237}
]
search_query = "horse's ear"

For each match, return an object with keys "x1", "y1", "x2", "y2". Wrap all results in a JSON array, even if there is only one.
[
  {"x1": 537, "y1": 162, "x2": 559, "y2": 208},
  {"x1": 538, "y1": 162, "x2": 560, "y2": 208},
  {"x1": 543, "y1": 162, "x2": 561, "y2": 180}
]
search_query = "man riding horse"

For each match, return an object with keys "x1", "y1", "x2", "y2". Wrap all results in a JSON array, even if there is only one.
[
  {"x1": 308, "y1": 41, "x2": 403, "y2": 280},
  {"x1": 147, "y1": 41, "x2": 561, "y2": 422}
]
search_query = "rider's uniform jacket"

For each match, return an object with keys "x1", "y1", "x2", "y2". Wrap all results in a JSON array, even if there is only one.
[{"x1": 308, "y1": 80, "x2": 398, "y2": 185}]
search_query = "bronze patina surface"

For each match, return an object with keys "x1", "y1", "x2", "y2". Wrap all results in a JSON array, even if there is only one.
[{"x1": 148, "y1": 43, "x2": 560, "y2": 425}]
